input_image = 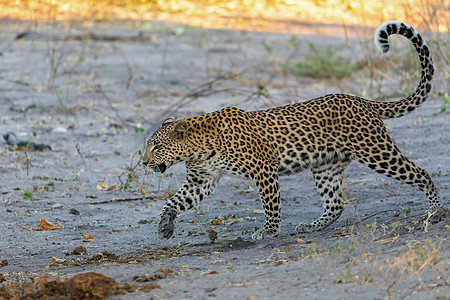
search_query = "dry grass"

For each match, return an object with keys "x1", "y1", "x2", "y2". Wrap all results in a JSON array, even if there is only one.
[
  {"x1": 333, "y1": 238, "x2": 446, "y2": 300},
  {"x1": 1, "y1": 0, "x2": 448, "y2": 33}
]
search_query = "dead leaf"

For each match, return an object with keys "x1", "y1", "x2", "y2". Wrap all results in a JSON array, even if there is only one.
[
  {"x1": 206, "y1": 228, "x2": 218, "y2": 243},
  {"x1": 210, "y1": 219, "x2": 221, "y2": 225},
  {"x1": 162, "y1": 193, "x2": 170, "y2": 199},
  {"x1": 39, "y1": 219, "x2": 63, "y2": 230},
  {"x1": 375, "y1": 235, "x2": 398, "y2": 244},
  {"x1": 0, "y1": 260, "x2": 8, "y2": 267},
  {"x1": 96, "y1": 182, "x2": 116, "y2": 191},
  {"x1": 142, "y1": 284, "x2": 160, "y2": 292},
  {"x1": 283, "y1": 248, "x2": 292, "y2": 252},
  {"x1": 140, "y1": 183, "x2": 146, "y2": 195},
  {"x1": 50, "y1": 257, "x2": 65, "y2": 264},
  {"x1": 83, "y1": 234, "x2": 94, "y2": 242},
  {"x1": 96, "y1": 182, "x2": 108, "y2": 190},
  {"x1": 201, "y1": 270, "x2": 218, "y2": 275}
]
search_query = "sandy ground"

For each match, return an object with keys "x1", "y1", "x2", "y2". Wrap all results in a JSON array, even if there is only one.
[{"x1": 0, "y1": 19, "x2": 449, "y2": 299}]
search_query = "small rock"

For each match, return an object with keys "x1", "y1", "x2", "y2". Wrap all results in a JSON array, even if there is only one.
[
  {"x1": 69, "y1": 208, "x2": 80, "y2": 215},
  {"x1": 52, "y1": 127, "x2": 67, "y2": 134}
]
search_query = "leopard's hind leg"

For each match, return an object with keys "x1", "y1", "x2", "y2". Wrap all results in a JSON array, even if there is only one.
[
  {"x1": 296, "y1": 159, "x2": 350, "y2": 233},
  {"x1": 353, "y1": 131, "x2": 441, "y2": 210}
]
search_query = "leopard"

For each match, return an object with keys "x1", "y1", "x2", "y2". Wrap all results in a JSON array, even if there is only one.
[{"x1": 142, "y1": 21, "x2": 442, "y2": 240}]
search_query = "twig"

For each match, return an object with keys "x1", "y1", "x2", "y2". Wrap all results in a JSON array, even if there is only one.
[
  {"x1": 385, "y1": 277, "x2": 401, "y2": 300},
  {"x1": 383, "y1": 212, "x2": 426, "y2": 225},
  {"x1": 16, "y1": 31, "x2": 158, "y2": 42},
  {"x1": 346, "y1": 209, "x2": 425, "y2": 228},
  {"x1": 54, "y1": 87, "x2": 71, "y2": 115},
  {"x1": 45, "y1": 34, "x2": 69, "y2": 89},
  {"x1": 24, "y1": 147, "x2": 31, "y2": 176},
  {"x1": 161, "y1": 37, "x2": 169, "y2": 78},
  {"x1": 83, "y1": 195, "x2": 164, "y2": 205},
  {"x1": 75, "y1": 143, "x2": 89, "y2": 174},
  {"x1": 3, "y1": 132, "x2": 52, "y2": 150},
  {"x1": 358, "y1": 209, "x2": 399, "y2": 223},
  {"x1": 97, "y1": 84, "x2": 126, "y2": 126},
  {"x1": 241, "y1": 73, "x2": 278, "y2": 108},
  {"x1": 0, "y1": 76, "x2": 30, "y2": 87},
  {"x1": 337, "y1": 174, "x2": 362, "y2": 226},
  {"x1": 121, "y1": 53, "x2": 134, "y2": 89},
  {"x1": 118, "y1": 150, "x2": 143, "y2": 188},
  {"x1": 151, "y1": 72, "x2": 242, "y2": 129}
]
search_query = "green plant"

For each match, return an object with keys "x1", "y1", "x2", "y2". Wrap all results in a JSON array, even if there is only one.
[
  {"x1": 307, "y1": 242, "x2": 317, "y2": 258},
  {"x1": 432, "y1": 170, "x2": 442, "y2": 177},
  {"x1": 169, "y1": 188, "x2": 178, "y2": 196},
  {"x1": 138, "y1": 219, "x2": 152, "y2": 224},
  {"x1": 282, "y1": 42, "x2": 353, "y2": 79},
  {"x1": 439, "y1": 94, "x2": 450, "y2": 113},
  {"x1": 335, "y1": 241, "x2": 343, "y2": 253},
  {"x1": 23, "y1": 188, "x2": 33, "y2": 200},
  {"x1": 44, "y1": 182, "x2": 55, "y2": 192},
  {"x1": 348, "y1": 244, "x2": 356, "y2": 253},
  {"x1": 225, "y1": 262, "x2": 234, "y2": 269}
]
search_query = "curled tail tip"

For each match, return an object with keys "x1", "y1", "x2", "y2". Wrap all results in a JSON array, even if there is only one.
[
  {"x1": 373, "y1": 21, "x2": 434, "y2": 119},
  {"x1": 374, "y1": 20, "x2": 415, "y2": 53}
]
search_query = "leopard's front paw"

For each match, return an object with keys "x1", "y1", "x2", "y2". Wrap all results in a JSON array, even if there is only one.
[
  {"x1": 158, "y1": 210, "x2": 177, "y2": 239},
  {"x1": 251, "y1": 228, "x2": 279, "y2": 241},
  {"x1": 295, "y1": 223, "x2": 315, "y2": 233}
]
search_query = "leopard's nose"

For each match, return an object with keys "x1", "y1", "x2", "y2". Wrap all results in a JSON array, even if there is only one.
[{"x1": 142, "y1": 161, "x2": 148, "y2": 166}]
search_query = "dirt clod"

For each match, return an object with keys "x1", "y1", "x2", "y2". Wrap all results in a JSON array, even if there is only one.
[
  {"x1": 133, "y1": 268, "x2": 173, "y2": 282},
  {"x1": 0, "y1": 271, "x2": 163, "y2": 299},
  {"x1": 66, "y1": 246, "x2": 87, "y2": 256},
  {"x1": 69, "y1": 272, "x2": 118, "y2": 300},
  {"x1": 73, "y1": 246, "x2": 87, "y2": 255},
  {"x1": 90, "y1": 251, "x2": 119, "y2": 262}
]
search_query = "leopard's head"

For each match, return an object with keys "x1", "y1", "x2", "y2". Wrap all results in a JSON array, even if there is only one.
[{"x1": 142, "y1": 119, "x2": 189, "y2": 173}]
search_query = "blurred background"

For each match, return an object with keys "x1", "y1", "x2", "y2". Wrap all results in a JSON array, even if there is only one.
[{"x1": 1, "y1": 0, "x2": 448, "y2": 33}]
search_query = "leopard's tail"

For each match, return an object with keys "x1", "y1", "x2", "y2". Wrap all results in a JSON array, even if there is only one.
[{"x1": 370, "y1": 21, "x2": 434, "y2": 119}]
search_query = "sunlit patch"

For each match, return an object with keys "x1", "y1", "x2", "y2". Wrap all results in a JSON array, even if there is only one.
[{"x1": 1, "y1": 1, "x2": 447, "y2": 35}]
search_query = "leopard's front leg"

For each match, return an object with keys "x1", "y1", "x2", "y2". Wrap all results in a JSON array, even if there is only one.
[
  {"x1": 159, "y1": 163, "x2": 220, "y2": 239},
  {"x1": 251, "y1": 167, "x2": 281, "y2": 241}
]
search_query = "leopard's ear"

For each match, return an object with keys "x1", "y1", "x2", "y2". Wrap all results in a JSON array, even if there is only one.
[
  {"x1": 161, "y1": 118, "x2": 175, "y2": 127},
  {"x1": 171, "y1": 120, "x2": 188, "y2": 141}
]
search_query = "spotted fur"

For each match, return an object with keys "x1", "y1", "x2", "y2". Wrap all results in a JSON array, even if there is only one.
[{"x1": 143, "y1": 21, "x2": 441, "y2": 240}]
